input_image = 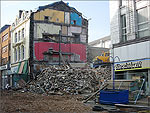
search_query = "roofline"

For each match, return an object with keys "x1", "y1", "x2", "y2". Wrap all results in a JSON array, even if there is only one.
[
  {"x1": 88, "y1": 35, "x2": 110, "y2": 45},
  {"x1": 0, "y1": 25, "x2": 11, "y2": 33}
]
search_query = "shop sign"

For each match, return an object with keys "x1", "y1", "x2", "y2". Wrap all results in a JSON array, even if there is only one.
[
  {"x1": 115, "y1": 61, "x2": 142, "y2": 70},
  {"x1": 0, "y1": 65, "x2": 8, "y2": 71}
]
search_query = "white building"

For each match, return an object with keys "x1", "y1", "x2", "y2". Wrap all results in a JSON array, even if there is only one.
[
  {"x1": 89, "y1": 35, "x2": 111, "y2": 48},
  {"x1": 11, "y1": 10, "x2": 31, "y2": 74},
  {"x1": 110, "y1": 0, "x2": 150, "y2": 94}
]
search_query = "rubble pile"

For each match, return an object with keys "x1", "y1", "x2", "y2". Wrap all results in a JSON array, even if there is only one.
[{"x1": 27, "y1": 65, "x2": 111, "y2": 95}]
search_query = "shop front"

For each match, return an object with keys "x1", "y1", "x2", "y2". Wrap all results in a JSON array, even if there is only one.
[
  {"x1": 114, "y1": 59, "x2": 150, "y2": 95},
  {"x1": 10, "y1": 60, "x2": 30, "y2": 88}
]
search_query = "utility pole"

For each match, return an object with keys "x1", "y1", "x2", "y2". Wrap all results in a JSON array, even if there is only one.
[{"x1": 59, "y1": 30, "x2": 62, "y2": 66}]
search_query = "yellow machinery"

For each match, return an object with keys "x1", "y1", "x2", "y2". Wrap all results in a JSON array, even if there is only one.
[{"x1": 93, "y1": 51, "x2": 110, "y2": 68}]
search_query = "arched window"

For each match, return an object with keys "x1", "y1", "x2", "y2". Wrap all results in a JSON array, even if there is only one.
[
  {"x1": 18, "y1": 47, "x2": 21, "y2": 61},
  {"x1": 21, "y1": 45, "x2": 25, "y2": 60}
]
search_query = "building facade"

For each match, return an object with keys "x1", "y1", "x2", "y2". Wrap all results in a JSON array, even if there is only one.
[
  {"x1": 0, "y1": 25, "x2": 11, "y2": 89},
  {"x1": 9, "y1": 1, "x2": 88, "y2": 80},
  {"x1": 30, "y1": 1, "x2": 88, "y2": 76},
  {"x1": 88, "y1": 35, "x2": 111, "y2": 48},
  {"x1": 11, "y1": 10, "x2": 32, "y2": 85},
  {"x1": 110, "y1": 0, "x2": 150, "y2": 94}
]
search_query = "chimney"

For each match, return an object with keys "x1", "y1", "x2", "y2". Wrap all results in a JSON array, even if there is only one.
[{"x1": 19, "y1": 10, "x2": 23, "y2": 18}]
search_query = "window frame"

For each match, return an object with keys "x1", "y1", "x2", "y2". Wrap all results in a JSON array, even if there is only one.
[
  {"x1": 22, "y1": 28, "x2": 24, "y2": 38},
  {"x1": 137, "y1": 6, "x2": 149, "y2": 38},
  {"x1": 121, "y1": 14, "x2": 127, "y2": 42},
  {"x1": 15, "y1": 32, "x2": 17, "y2": 42}
]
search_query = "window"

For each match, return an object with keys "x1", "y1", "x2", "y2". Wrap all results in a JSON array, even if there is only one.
[
  {"x1": 74, "y1": 34, "x2": 80, "y2": 43},
  {"x1": 2, "y1": 58, "x2": 7, "y2": 65},
  {"x1": 137, "y1": 7, "x2": 149, "y2": 38},
  {"x1": 2, "y1": 46, "x2": 8, "y2": 53},
  {"x1": 44, "y1": 16, "x2": 49, "y2": 21},
  {"x1": 22, "y1": 28, "x2": 24, "y2": 38},
  {"x1": 73, "y1": 20, "x2": 76, "y2": 25},
  {"x1": 14, "y1": 48, "x2": 17, "y2": 62},
  {"x1": 18, "y1": 47, "x2": 21, "y2": 61},
  {"x1": 18, "y1": 31, "x2": 20, "y2": 41},
  {"x1": 15, "y1": 33, "x2": 17, "y2": 42},
  {"x1": 22, "y1": 45, "x2": 24, "y2": 60},
  {"x1": 121, "y1": 14, "x2": 127, "y2": 42},
  {"x1": 2, "y1": 33, "x2": 8, "y2": 42}
]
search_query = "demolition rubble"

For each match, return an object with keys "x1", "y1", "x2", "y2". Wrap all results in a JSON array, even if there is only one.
[{"x1": 26, "y1": 65, "x2": 111, "y2": 95}]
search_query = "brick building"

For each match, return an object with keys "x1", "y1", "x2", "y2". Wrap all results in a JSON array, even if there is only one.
[{"x1": 0, "y1": 25, "x2": 11, "y2": 89}]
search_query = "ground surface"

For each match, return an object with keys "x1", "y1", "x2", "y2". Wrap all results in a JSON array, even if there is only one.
[{"x1": 0, "y1": 90, "x2": 95, "y2": 113}]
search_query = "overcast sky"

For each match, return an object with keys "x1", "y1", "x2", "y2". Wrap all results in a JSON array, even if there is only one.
[{"x1": 1, "y1": 1, "x2": 110, "y2": 42}]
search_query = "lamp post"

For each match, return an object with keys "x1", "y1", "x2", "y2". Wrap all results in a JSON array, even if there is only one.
[{"x1": 110, "y1": 56, "x2": 120, "y2": 89}]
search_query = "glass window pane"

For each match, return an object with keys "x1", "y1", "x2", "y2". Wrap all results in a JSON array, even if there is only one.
[
  {"x1": 137, "y1": 7, "x2": 148, "y2": 23},
  {"x1": 138, "y1": 30, "x2": 150, "y2": 38},
  {"x1": 138, "y1": 23, "x2": 148, "y2": 30}
]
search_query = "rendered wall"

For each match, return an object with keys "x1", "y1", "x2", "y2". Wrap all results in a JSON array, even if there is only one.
[
  {"x1": 34, "y1": 9, "x2": 64, "y2": 23},
  {"x1": 68, "y1": 26, "x2": 82, "y2": 36},
  {"x1": 11, "y1": 19, "x2": 30, "y2": 63},
  {"x1": 114, "y1": 41, "x2": 150, "y2": 62},
  {"x1": 70, "y1": 12, "x2": 82, "y2": 26},
  {"x1": 34, "y1": 42, "x2": 86, "y2": 62},
  {"x1": 34, "y1": 23, "x2": 61, "y2": 38}
]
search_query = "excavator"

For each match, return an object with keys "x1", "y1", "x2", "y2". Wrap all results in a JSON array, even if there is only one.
[{"x1": 93, "y1": 51, "x2": 110, "y2": 68}]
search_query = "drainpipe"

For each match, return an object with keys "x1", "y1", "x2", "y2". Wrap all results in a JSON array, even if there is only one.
[{"x1": 59, "y1": 30, "x2": 62, "y2": 66}]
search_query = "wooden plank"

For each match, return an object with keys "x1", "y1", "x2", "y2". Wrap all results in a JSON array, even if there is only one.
[
  {"x1": 82, "y1": 84, "x2": 109, "y2": 103},
  {"x1": 115, "y1": 104, "x2": 150, "y2": 109}
]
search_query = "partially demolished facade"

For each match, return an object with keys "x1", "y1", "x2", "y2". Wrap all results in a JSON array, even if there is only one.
[{"x1": 10, "y1": 1, "x2": 88, "y2": 81}]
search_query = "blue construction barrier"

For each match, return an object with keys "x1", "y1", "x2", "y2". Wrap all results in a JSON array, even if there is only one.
[{"x1": 99, "y1": 89, "x2": 129, "y2": 105}]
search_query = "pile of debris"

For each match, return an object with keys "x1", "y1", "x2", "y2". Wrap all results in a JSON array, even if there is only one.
[{"x1": 27, "y1": 65, "x2": 111, "y2": 95}]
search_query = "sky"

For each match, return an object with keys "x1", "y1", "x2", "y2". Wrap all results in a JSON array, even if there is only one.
[{"x1": 1, "y1": 1, "x2": 110, "y2": 42}]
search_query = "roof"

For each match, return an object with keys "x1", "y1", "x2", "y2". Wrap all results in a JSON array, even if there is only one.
[
  {"x1": 37, "y1": 1, "x2": 82, "y2": 16},
  {"x1": 0, "y1": 25, "x2": 10, "y2": 33},
  {"x1": 88, "y1": 35, "x2": 111, "y2": 46}
]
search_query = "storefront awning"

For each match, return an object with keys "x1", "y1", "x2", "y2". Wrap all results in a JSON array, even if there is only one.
[{"x1": 17, "y1": 60, "x2": 28, "y2": 74}]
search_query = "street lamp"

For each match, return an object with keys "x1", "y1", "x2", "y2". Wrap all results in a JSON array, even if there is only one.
[{"x1": 109, "y1": 56, "x2": 120, "y2": 89}]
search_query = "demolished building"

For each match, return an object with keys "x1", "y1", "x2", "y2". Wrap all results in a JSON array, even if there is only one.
[{"x1": 10, "y1": 1, "x2": 88, "y2": 84}]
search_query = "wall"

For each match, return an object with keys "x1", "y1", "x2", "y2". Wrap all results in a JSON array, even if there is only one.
[
  {"x1": 34, "y1": 9, "x2": 64, "y2": 23},
  {"x1": 70, "y1": 12, "x2": 82, "y2": 26},
  {"x1": 0, "y1": 26, "x2": 11, "y2": 63},
  {"x1": 11, "y1": 13, "x2": 30, "y2": 64},
  {"x1": 114, "y1": 41, "x2": 150, "y2": 62},
  {"x1": 109, "y1": 1, "x2": 120, "y2": 45},
  {"x1": 87, "y1": 46, "x2": 109, "y2": 63},
  {"x1": 34, "y1": 42, "x2": 86, "y2": 62},
  {"x1": 68, "y1": 26, "x2": 82, "y2": 36},
  {"x1": 34, "y1": 23, "x2": 61, "y2": 38}
]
